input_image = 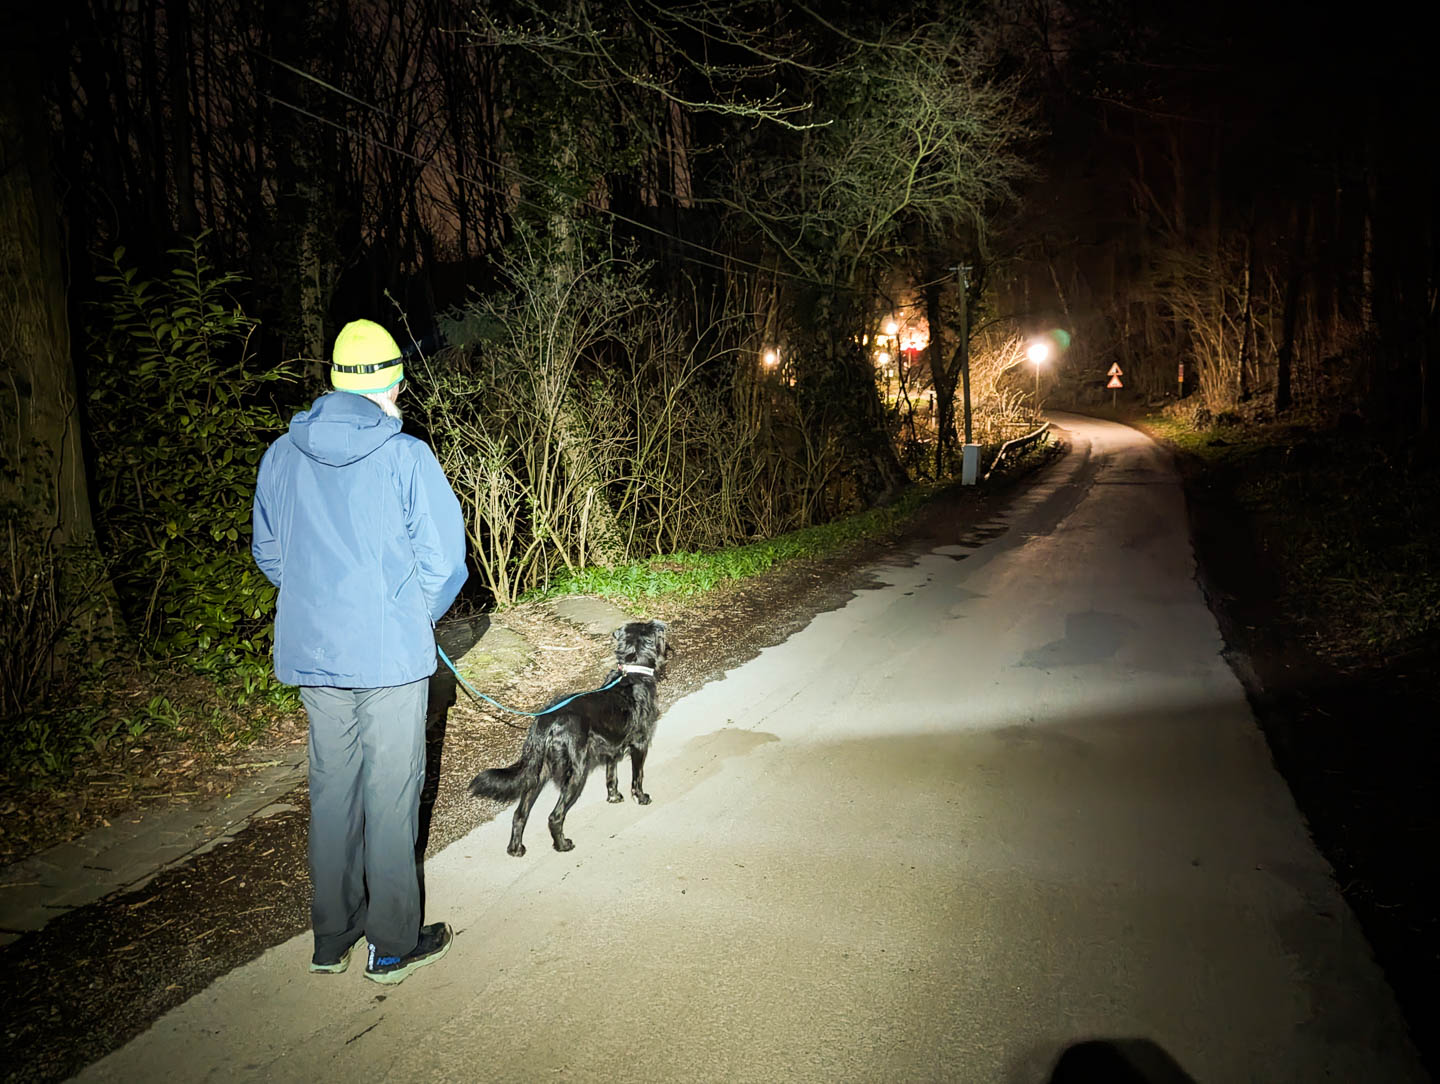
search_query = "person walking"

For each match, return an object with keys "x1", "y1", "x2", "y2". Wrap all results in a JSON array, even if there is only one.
[{"x1": 251, "y1": 319, "x2": 468, "y2": 984}]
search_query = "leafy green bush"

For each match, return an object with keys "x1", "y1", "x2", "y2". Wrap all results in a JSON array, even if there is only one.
[{"x1": 86, "y1": 236, "x2": 297, "y2": 679}]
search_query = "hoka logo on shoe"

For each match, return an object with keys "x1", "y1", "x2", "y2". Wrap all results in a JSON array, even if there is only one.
[{"x1": 367, "y1": 944, "x2": 401, "y2": 969}]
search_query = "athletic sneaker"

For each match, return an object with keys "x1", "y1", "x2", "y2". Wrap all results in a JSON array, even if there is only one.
[
  {"x1": 363, "y1": 922, "x2": 453, "y2": 985},
  {"x1": 309, "y1": 939, "x2": 358, "y2": 974}
]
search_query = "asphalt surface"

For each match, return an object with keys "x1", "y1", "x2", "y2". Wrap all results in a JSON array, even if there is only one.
[{"x1": 73, "y1": 414, "x2": 1425, "y2": 1083}]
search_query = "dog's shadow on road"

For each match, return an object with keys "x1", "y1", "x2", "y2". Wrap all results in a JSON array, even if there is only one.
[{"x1": 415, "y1": 615, "x2": 487, "y2": 884}]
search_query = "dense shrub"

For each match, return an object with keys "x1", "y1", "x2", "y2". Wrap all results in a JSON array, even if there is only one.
[{"x1": 86, "y1": 237, "x2": 298, "y2": 681}]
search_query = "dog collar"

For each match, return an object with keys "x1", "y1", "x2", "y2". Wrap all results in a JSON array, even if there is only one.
[{"x1": 619, "y1": 665, "x2": 655, "y2": 677}]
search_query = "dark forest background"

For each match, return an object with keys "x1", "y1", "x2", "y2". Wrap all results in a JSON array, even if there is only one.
[{"x1": 3, "y1": 0, "x2": 1437, "y2": 745}]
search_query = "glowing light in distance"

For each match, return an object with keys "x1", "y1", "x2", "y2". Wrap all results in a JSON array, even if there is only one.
[{"x1": 1027, "y1": 340, "x2": 1051, "y2": 364}]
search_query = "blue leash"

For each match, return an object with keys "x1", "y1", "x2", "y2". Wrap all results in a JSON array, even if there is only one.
[{"x1": 436, "y1": 644, "x2": 623, "y2": 719}]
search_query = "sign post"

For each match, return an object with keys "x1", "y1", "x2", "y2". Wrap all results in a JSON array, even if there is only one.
[{"x1": 1106, "y1": 363, "x2": 1123, "y2": 410}]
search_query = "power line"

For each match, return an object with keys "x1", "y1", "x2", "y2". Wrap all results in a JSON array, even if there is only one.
[
  {"x1": 256, "y1": 54, "x2": 849, "y2": 293},
  {"x1": 274, "y1": 94, "x2": 799, "y2": 292}
]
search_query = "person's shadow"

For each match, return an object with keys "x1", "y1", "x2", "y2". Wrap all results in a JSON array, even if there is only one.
[
  {"x1": 1047, "y1": 1039, "x2": 1196, "y2": 1083},
  {"x1": 415, "y1": 614, "x2": 486, "y2": 909}
]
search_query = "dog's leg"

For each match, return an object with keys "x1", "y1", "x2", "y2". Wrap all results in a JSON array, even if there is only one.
[
  {"x1": 507, "y1": 784, "x2": 541, "y2": 857},
  {"x1": 629, "y1": 746, "x2": 651, "y2": 805},
  {"x1": 605, "y1": 757, "x2": 624, "y2": 803},
  {"x1": 548, "y1": 766, "x2": 587, "y2": 852}
]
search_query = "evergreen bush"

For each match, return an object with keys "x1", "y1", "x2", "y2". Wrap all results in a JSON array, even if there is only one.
[{"x1": 86, "y1": 236, "x2": 298, "y2": 683}]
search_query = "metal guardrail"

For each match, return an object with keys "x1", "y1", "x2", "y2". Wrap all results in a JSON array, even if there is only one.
[{"x1": 982, "y1": 421, "x2": 1052, "y2": 482}]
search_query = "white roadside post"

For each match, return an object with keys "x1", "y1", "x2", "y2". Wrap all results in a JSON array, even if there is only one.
[
  {"x1": 961, "y1": 443, "x2": 980, "y2": 485},
  {"x1": 947, "y1": 263, "x2": 980, "y2": 485}
]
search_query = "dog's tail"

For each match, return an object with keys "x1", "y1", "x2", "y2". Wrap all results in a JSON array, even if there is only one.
[{"x1": 467, "y1": 729, "x2": 545, "y2": 802}]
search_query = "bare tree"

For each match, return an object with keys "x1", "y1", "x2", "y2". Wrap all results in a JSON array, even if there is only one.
[
  {"x1": 721, "y1": 21, "x2": 1032, "y2": 502},
  {"x1": 1, "y1": 43, "x2": 114, "y2": 710},
  {"x1": 422, "y1": 237, "x2": 660, "y2": 599}
]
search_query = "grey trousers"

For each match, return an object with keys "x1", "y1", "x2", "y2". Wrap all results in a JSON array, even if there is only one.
[{"x1": 300, "y1": 678, "x2": 428, "y2": 961}]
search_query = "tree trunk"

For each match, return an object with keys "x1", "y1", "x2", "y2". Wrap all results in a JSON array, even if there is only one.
[
  {"x1": 167, "y1": 0, "x2": 200, "y2": 236},
  {"x1": 0, "y1": 62, "x2": 94, "y2": 548},
  {"x1": 1, "y1": 51, "x2": 115, "y2": 698},
  {"x1": 1046, "y1": 249, "x2": 1072, "y2": 324},
  {"x1": 925, "y1": 274, "x2": 951, "y2": 478},
  {"x1": 957, "y1": 269, "x2": 973, "y2": 445},
  {"x1": 263, "y1": 0, "x2": 337, "y2": 376},
  {"x1": 547, "y1": 115, "x2": 626, "y2": 569},
  {"x1": 806, "y1": 289, "x2": 907, "y2": 506},
  {"x1": 1276, "y1": 204, "x2": 1309, "y2": 416},
  {"x1": 1420, "y1": 168, "x2": 1434, "y2": 434},
  {"x1": 1237, "y1": 225, "x2": 1254, "y2": 402},
  {"x1": 1362, "y1": 128, "x2": 1377, "y2": 335}
]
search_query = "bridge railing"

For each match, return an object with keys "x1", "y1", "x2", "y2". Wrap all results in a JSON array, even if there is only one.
[{"x1": 983, "y1": 421, "x2": 1052, "y2": 482}]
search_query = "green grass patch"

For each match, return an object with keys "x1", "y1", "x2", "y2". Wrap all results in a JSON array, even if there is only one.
[
  {"x1": 526, "y1": 485, "x2": 939, "y2": 604},
  {"x1": 1140, "y1": 413, "x2": 1263, "y2": 463}
]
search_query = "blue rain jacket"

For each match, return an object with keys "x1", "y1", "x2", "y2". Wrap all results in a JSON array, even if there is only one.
[{"x1": 252, "y1": 392, "x2": 467, "y2": 687}]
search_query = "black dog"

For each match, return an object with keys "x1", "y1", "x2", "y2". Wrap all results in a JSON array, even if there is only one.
[{"x1": 468, "y1": 620, "x2": 670, "y2": 857}]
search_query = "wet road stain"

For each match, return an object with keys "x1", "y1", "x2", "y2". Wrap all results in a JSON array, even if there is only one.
[
  {"x1": 957, "y1": 523, "x2": 1008, "y2": 547},
  {"x1": 671, "y1": 728, "x2": 781, "y2": 795},
  {"x1": 1020, "y1": 611, "x2": 1139, "y2": 668}
]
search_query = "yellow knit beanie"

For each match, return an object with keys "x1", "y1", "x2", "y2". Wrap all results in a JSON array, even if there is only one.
[{"x1": 331, "y1": 320, "x2": 404, "y2": 393}]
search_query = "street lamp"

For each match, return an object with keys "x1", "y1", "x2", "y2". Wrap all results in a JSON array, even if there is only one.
[
  {"x1": 1026, "y1": 339, "x2": 1051, "y2": 401},
  {"x1": 762, "y1": 347, "x2": 779, "y2": 368}
]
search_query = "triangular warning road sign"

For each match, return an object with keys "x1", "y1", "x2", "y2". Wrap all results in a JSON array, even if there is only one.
[
  {"x1": 1106, "y1": 374, "x2": 1123, "y2": 389},
  {"x1": 1107, "y1": 363, "x2": 1123, "y2": 377}
]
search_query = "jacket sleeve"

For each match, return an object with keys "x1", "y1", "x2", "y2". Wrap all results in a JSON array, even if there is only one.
[
  {"x1": 401, "y1": 442, "x2": 468, "y2": 623},
  {"x1": 251, "y1": 448, "x2": 283, "y2": 588}
]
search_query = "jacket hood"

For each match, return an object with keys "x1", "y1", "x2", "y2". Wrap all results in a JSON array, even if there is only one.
[{"x1": 287, "y1": 391, "x2": 401, "y2": 466}]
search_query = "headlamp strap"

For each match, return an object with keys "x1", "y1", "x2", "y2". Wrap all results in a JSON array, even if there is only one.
[{"x1": 332, "y1": 356, "x2": 402, "y2": 375}]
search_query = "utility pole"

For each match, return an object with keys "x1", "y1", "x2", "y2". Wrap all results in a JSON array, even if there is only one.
[
  {"x1": 950, "y1": 263, "x2": 978, "y2": 484},
  {"x1": 949, "y1": 263, "x2": 973, "y2": 443}
]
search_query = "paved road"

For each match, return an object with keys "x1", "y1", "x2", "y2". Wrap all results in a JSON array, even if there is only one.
[{"x1": 79, "y1": 414, "x2": 1424, "y2": 1083}]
